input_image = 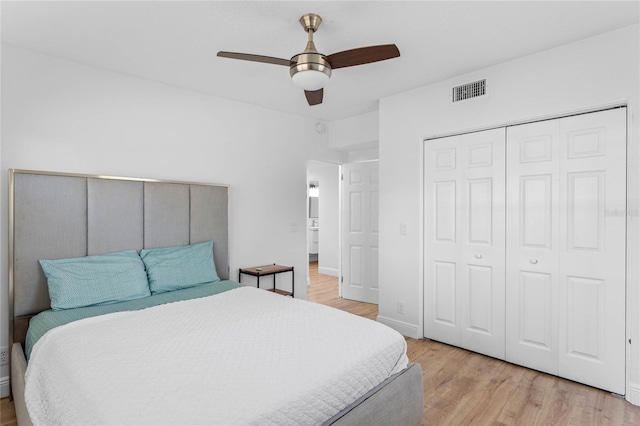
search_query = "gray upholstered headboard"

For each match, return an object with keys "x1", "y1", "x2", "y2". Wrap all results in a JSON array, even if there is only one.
[{"x1": 9, "y1": 169, "x2": 229, "y2": 347}]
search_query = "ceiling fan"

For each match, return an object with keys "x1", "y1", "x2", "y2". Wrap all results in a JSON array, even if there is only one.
[{"x1": 217, "y1": 13, "x2": 400, "y2": 106}]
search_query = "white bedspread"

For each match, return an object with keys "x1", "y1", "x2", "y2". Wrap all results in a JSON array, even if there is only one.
[{"x1": 25, "y1": 286, "x2": 408, "y2": 425}]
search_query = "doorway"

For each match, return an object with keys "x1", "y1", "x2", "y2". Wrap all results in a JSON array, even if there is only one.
[{"x1": 306, "y1": 160, "x2": 340, "y2": 291}]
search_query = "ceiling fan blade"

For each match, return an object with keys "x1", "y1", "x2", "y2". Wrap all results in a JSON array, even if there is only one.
[
  {"x1": 217, "y1": 51, "x2": 291, "y2": 66},
  {"x1": 326, "y1": 44, "x2": 400, "y2": 69},
  {"x1": 305, "y1": 89, "x2": 323, "y2": 106}
]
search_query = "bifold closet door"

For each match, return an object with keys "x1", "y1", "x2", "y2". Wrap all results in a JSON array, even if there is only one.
[
  {"x1": 506, "y1": 108, "x2": 627, "y2": 394},
  {"x1": 505, "y1": 119, "x2": 560, "y2": 376},
  {"x1": 424, "y1": 128, "x2": 506, "y2": 359}
]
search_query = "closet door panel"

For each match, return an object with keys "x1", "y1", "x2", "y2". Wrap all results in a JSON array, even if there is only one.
[
  {"x1": 567, "y1": 172, "x2": 604, "y2": 251},
  {"x1": 435, "y1": 181, "x2": 457, "y2": 242},
  {"x1": 518, "y1": 271, "x2": 553, "y2": 350},
  {"x1": 558, "y1": 108, "x2": 626, "y2": 394},
  {"x1": 424, "y1": 136, "x2": 460, "y2": 346},
  {"x1": 506, "y1": 108, "x2": 626, "y2": 393},
  {"x1": 566, "y1": 276, "x2": 604, "y2": 357},
  {"x1": 434, "y1": 261, "x2": 457, "y2": 327},
  {"x1": 425, "y1": 128, "x2": 506, "y2": 359},
  {"x1": 466, "y1": 264, "x2": 493, "y2": 334},
  {"x1": 458, "y1": 130, "x2": 506, "y2": 359},
  {"x1": 519, "y1": 175, "x2": 552, "y2": 249},
  {"x1": 425, "y1": 137, "x2": 462, "y2": 346},
  {"x1": 506, "y1": 119, "x2": 560, "y2": 375},
  {"x1": 468, "y1": 178, "x2": 493, "y2": 244}
]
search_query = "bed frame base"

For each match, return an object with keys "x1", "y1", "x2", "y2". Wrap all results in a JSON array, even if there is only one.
[
  {"x1": 11, "y1": 344, "x2": 32, "y2": 426},
  {"x1": 11, "y1": 341, "x2": 422, "y2": 426},
  {"x1": 329, "y1": 362, "x2": 424, "y2": 425}
]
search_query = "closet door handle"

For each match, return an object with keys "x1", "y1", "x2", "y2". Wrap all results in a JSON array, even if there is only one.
[
  {"x1": 530, "y1": 258, "x2": 538, "y2": 264},
  {"x1": 474, "y1": 254, "x2": 483, "y2": 259}
]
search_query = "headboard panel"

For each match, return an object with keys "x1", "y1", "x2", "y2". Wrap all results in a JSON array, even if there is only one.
[
  {"x1": 9, "y1": 169, "x2": 229, "y2": 346},
  {"x1": 87, "y1": 178, "x2": 144, "y2": 254}
]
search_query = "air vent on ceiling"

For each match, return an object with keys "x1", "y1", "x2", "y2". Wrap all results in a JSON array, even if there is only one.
[{"x1": 452, "y1": 79, "x2": 486, "y2": 103}]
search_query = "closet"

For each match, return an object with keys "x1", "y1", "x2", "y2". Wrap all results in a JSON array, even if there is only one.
[{"x1": 423, "y1": 108, "x2": 626, "y2": 394}]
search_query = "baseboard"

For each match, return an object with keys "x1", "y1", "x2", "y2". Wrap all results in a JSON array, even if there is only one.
[
  {"x1": 318, "y1": 266, "x2": 339, "y2": 277},
  {"x1": 377, "y1": 315, "x2": 420, "y2": 339},
  {"x1": 1, "y1": 376, "x2": 9, "y2": 398},
  {"x1": 627, "y1": 382, "x2": 640, "y2": 406}
]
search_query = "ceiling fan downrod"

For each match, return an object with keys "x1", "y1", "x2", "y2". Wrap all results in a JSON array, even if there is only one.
[{"x1": 300, "y1": 13, "x2": 321, "y2": 53}]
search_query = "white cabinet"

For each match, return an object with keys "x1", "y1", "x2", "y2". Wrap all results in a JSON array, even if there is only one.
[
  {"x1": 308, "y1": 228, "x2": 318, "y2": 254},
  {"x1": 423, "y1": 108, "x2": 627, "y2": 394}
]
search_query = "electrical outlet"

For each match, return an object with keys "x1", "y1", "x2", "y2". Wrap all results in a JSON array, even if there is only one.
[
  {"x1": 397, "y1": 302, "x2": 405, "y2": 315},
  {"x1": 0, "y1": 346, "x2": 8, "y2": 365}
]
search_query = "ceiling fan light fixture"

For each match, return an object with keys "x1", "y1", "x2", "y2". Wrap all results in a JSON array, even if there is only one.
[
  {"x1": 291, "y1": 68, "x2": 330, "y2": 91},
  {"x1": 290, "y1": 53, "x2": 332, "y2": 91}
]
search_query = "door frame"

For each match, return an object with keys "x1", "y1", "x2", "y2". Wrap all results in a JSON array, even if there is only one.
[{"x1": 421, "y1": 102, "x2": 634, "y2": 400}]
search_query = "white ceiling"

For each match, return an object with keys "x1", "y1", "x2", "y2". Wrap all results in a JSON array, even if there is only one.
[{"x1": 2, "y1": 1, "x2": 638, "y2": 122}]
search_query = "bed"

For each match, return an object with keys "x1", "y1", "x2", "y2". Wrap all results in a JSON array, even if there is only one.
[{"x1": 8, "y1": 169, "x2": 424, "y2": 425}]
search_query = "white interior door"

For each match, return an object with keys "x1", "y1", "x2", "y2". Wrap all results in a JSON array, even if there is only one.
[
  {"x1": 341, "y1": 161, "x2": 379, "y2": 304},
  {"x1": 506, "y1": 108, "x2": 626, "y2": 394},
  {"x1": 506, "y1": 119, "x2": 561, "y2": 375},
  {"x1": 424, "y1": 128, "x2": 506, "y2": 359},
  {"x1": 557, "y1": 109, "x2": 626, "y2": 394}
]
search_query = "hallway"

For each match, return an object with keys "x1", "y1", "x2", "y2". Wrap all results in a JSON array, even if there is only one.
[{"x1": 306, "y1": 261, "x2": 377, "y2": 321}]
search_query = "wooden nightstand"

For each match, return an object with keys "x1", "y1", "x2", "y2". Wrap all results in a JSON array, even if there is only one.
[{"x1": 238, "y1": 264, "x2": 294, "y2": 297}]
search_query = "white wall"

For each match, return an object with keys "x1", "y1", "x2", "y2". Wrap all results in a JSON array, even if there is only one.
[
  {"x1": 347, "y1": 147, "x2": 378, "y2": 163},
  {"x1": 377, "y1": 24, "x2": 640, "y2": 402},
  {"x1": 329, "y1": 111, "x2": 380, "y2": 162},
  {"x1": 0, "y1": 46, "x2": 345, "y2": 394},
  {"x1": 329, "y1": 111, "x2": 379, "y2": 151},
  {"x1": 317, "y1": 164, "x2": 340, "y2": 276}
]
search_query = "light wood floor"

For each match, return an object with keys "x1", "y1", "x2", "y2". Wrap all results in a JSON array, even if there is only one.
[
  {"x1": 0, "y1": 397, "x2": 16, "y2": 426},
  {"x1": 3, "y1": 264, "x2": 640, "y2": 425},
  {"x1": 306, "y1": 261, "x2": 640, "y2": 425}
]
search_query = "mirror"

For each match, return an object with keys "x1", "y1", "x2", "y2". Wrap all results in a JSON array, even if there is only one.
[
  {"x1": 309, "y1": 182, "x2": 319, "y2": 218},
  {"x1": 309, "y1": 197, "x2": 319, "y2": 218}
]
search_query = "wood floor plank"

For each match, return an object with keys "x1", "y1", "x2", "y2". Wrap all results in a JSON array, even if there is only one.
[{"x1": 0, "y1": 397, "x2": 17, "y2": 426}]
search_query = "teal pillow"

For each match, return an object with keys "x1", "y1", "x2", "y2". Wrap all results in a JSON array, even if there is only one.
[
  {"x1": 39, "y1": 249, "x2": 151, "y2": 311},
  {"x1": 140, "y1": 241, "x2": 220, "y2": 294}
]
